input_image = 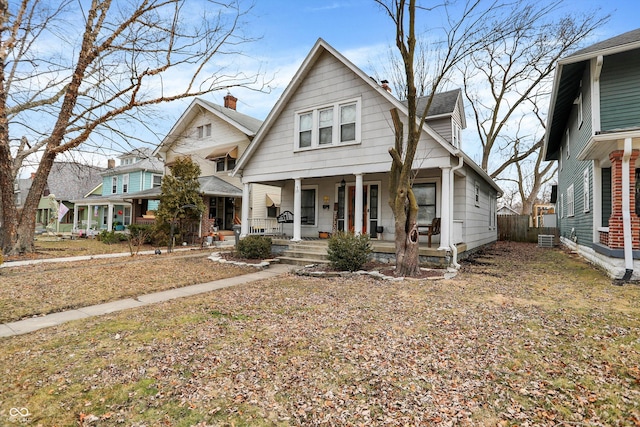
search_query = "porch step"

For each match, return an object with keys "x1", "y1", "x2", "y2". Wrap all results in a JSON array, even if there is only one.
[{"x1": 274, "y1": 239, "x2": 331, "y2": 266}]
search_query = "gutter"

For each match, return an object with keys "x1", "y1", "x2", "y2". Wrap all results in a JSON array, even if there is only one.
[
  {"x1": 449, "y1": 153, "x2": 464, "y2": 269},
  {"x1": 622, "y1": 137, "x2": 633, "y2": 280}
]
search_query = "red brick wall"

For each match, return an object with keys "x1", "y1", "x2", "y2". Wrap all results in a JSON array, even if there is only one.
[{"x1": 607, "y1": 149, "x2": 640, "y2": 249}]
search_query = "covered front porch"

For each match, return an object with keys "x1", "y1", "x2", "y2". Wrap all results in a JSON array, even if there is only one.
[{"x1": 240, "y1": 168, "x2": 466, "y2": 253}]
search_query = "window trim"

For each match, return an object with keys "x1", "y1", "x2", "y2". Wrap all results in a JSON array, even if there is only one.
[
  {"x1": 152, "y1": 174, "x2": 162, "y2": 188},
  {"x1": 122, "y1": 174, "x2": 129, "y2": 194},
  {"x1": 452, "y1": 122, "x2": 462, "y2": 148},
  {"x1": 294, "y1": 98, "x2": 361, "y2": 151},
  {"x1": 111, "y1": 176, "x2": 117, "y2": 194},
  {"x1": 567, "y1": 184, "x2": 575, "y2": 217},
  {"x1": 474, "y1": 181, "x2": 480, "y2": 207},
  {"x1": 566, "y1": 129, "x2": 570, "y2": 159},
  {"x1": 413, "y1": 182, "x2": 437, "y2": 226},
  {"x1": 583, "y1": 168, "x2": 590, "y2": 213}
]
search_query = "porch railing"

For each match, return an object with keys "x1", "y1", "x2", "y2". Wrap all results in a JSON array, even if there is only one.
[{"x1": 248, "y1": 218, "x2": 282, "y2": 236}]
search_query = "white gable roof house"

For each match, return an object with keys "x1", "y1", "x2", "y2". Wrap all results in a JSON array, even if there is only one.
[
  {"x1": 154, "y1": 95, "x2": 281, "y2": 237},
  {"x1": 232, "y1": 39, "x2": 501, "y2": 266}
]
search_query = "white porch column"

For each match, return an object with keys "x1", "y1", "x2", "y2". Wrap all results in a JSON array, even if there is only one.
[
  {"x1": 107, "y1": 203, "x2": 114, "y2": 231},
  {"x1": 87, "y1": 205, "x2": 93, "y2": 231},
  {"x1": 73, "y1": 206, "x2": 79, "y2": 232},
  {"x1": 439, "y1": 167, "x2": 451, "y2": 250},
  {"x1": 293, "y1": 178, "x2": 302, "y2": 241},
  {"x1": 354, "y1": 173, "x2": 364, "y2": 235},
  {"x1": 241, "y1": 182, "x2": 250, "y2": 237}
]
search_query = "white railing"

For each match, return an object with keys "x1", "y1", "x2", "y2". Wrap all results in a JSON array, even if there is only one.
[{"x1": 248, "y1": 218, "x2": 282, "y2": 236}]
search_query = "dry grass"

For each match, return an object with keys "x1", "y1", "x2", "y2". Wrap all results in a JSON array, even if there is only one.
[
  {"x1": 0, "y1": 252, "x2": 253, "y2": 323},
  {"x1": 1, "y1": 242, "x2": 640, "y2": 426}
]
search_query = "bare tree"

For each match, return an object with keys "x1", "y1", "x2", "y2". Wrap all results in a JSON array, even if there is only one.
[
  {"x1": 375, "y1": 0, "x2": 504, "y2": 276},
  {"x1": 461, "y1": 0, "x2": 607, "y2": 213},
  {"x1": 0, "y1": 0, "x2": 268, "y2": 255}
]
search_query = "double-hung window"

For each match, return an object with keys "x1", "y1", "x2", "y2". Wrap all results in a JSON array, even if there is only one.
[
  {"x1": 413, "y1": 183, "x2": 436, "y2": 225},
  {"x1": 583, "y1": 169, "x2": 590, "y2": 213},
  {"x1": 567, "y1": 184, "x2": 575, "y2": 217},
  {"x1": 295, "y1": 98, "x2": 360, "y2": 150},
  {"x1": 122, "y1": 174, "x2": 129, "y2": 193},
  {"x1": 301, "y1": 188, "x2": 316, "y2": 225},
  {"x1": 111, "y1": 176, "x2": 117, "y2": 194}
]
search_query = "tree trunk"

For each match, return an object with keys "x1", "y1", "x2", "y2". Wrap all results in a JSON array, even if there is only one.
[{"x1": 394, "y1": 215, "x2": 421, "y2": 277}]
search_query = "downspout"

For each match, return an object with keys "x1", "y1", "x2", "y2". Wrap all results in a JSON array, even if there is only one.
[
  {"x1": 622, "y1": 137, "x2": 634, "y2": 280},
  {"x1": 449, "y1": 153, "x2": 464, "y2": 269}
]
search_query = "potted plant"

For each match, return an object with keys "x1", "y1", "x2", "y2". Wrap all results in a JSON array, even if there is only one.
[
  {"x1": 114, "y1": 221, "x2": 124, "y2": 231},
  {"x1": 318, "y1": 231, "x2": 331, "y2": 239}
]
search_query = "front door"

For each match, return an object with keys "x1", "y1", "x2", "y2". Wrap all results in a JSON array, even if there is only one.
[{"x1": 346, "y1": 183, "x2": 379, "y2": 236}]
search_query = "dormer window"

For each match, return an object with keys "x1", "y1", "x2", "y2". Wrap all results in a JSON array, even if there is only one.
[
  {"x1": 452, "y1": 122, "x2": 462, "y2": 148},
  {"x1": 295, "y1": 98, "x2": 361, "y2": 150}
]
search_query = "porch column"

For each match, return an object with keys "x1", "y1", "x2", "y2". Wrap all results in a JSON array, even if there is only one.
[
  {"x1": 73, "y1": 205, "x2": 78, "y2": 232},
  {"x1": 439, "y1": 166, "x2": 451, "y2": 250},
  {"x1": 87, "y1": 205, "x2": 93, "y2": 231},
  {"x1": 354, "y1": 173, "x2": 363, "y2": 235},
  {"x1": 293, "y1": 178, "x2": 302, "y2": 241},
  {"x1": 107, "y1": 203, "x2": 114, "y2": 231},
  {"x1": 608, "y1": 148, "x2": 640, "y2": 250},
  {"x1": 241, "y1": 182, "x2": 250, "y2": 237}
]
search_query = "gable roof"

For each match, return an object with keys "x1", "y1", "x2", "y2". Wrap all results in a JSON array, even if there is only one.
[
  {"x1": 233, "y1": 38, "x2": 499, "y2": 194},
  {"x1": 404, "y1": 89, "x2": 467, "y2": 127},
  {"x1": 153, "y1": 97, "x2": 263, "y2": 159},
  {"x1": 112, "y1": 174, "x2": 242, "y2": 200},
  {"x1": 101, "y1": 148, "x2": 164, "y2": 176},
  {"x1": 544, "y1": 28, "x2": 640, "y2": 160}
]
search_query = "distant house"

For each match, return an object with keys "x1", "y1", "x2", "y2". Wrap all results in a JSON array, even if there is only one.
[
  {"x1": 543, "y1": 28, "x2": 640, "y2": 279},
  {"x1": 13, "y1": 162, "x2": 104, "y2": 233},
  {"x1": 152, "y1": 96, "x2": 280, "y2": 236},
  {"x1": 497, "y1": 206, "x2": 519, "y2": 216},
  {"x1": 232, "y1": 39, "x2": 500, "y2": 263},
  {"x1": 72, "y1": 148, "x2": 163, "y2": 233}
]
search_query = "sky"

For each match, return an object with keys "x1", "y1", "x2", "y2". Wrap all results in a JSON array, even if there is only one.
[{"x1": 16, "y1": 0, "x2": 640, "y2": 176}]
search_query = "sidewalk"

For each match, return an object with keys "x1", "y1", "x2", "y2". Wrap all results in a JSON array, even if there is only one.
[{"x1": 0, "y1": 261, "x2": 291, "y2": 338}]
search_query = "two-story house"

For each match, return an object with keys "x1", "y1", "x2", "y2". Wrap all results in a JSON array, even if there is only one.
[
  {"x1": 71, "y1": 148, "x2": 163, "y2": 233},
  {"x1": 152, "y1": 95, "x2": 280, "y2": 236},
  {"x1": 232, "y1": 39, "x2": 501, "y2": 265},
  {"x1": 544, "y1": 28, "x2": 640, "y2": 280}
]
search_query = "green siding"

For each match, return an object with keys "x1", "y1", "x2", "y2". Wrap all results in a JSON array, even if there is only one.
[
  {"x1": 557, "y1": 65, "x2": 594, "y2": 246},
  {"x1": 601, "y1": 49, "x2": 640, "y2": 131}
]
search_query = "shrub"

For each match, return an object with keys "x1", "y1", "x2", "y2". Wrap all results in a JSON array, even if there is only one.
[
  {"x1": 127, "y1": 224, "x2": 153, "y2": 254},
  {"x1": 327, "y1": 232, "x2": 372, "y2": 272},
  {"x1": 98, "y1": 230, "x2": 119, "y2": 244},
  {"x1": 237, "y1": 235, "x2": 272, "y2": 259}
]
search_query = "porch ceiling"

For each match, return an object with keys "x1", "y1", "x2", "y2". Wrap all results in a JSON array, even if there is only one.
[{"x1": 577, "y1": 129, "x2": 640, "y2": 167}]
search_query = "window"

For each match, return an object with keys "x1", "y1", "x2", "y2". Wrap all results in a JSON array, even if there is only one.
[
  {"x1": 301, "y1": 188, "x2": 316, "y2": 225},
  {"x1": 566, "y1": 129, "x2": 570, "y2": 159},
  {"x1": 216, "y1": 158, "x2": 225, "y2": 172},
  {"x1": 197, "y1": 124, "x2": 211, "y2": 139},
  {"x1": 208, "y1": 197, "x2": 217, "y2": 220},
  {"x1": 413, "y1": 183, "x2": 436, "y2": 225},
  {"x1": 576, "y1": 92, "x2": 583, "y2": 128},
  {"x1": 152, "y1": 175, "x2": 162, "y2": 188},
  {"x1": 319, "y1": 107, "x2": 333, "y2": 145},
  {"x1": 559, "y1": 146, "x2": 563, "y2": 170},
  {"x1": 111, "y1": 176, "x2": 117, "y2": 194},
  {"x1": 123, "y1": 207, "x2": 131, "y2": 226},
  {"x1": 560, "y1": 193, "x2": 564, "y2": 218},
  {"x1": 215, "y1": 156, "x2": 235, "y2": 172},
  {"x1": 567, "y1": 184, "x2": 575, "y2": 217},
  {"x1": 452, "y1": 122, "x2": 462, "y2": 148},
  {"x1": 583, "y1": 169, "x2": 590, "y2": 213},
  {"x1": 122, "y1": 174, "x2": 129, "y2": 193},
  {"x1": 474, "y1": 182, "x2": 480, "y2": 207},
  {"x1": 295, "y1": 98, "x2": 360, "y2": 149}
]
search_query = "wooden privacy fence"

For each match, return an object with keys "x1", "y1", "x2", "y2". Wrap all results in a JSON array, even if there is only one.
[{"x1": 497, "y1": 215, "x2": 558, "y2": 243}]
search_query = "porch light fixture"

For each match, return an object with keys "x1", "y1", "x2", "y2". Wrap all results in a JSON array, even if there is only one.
[{"x1": 340, "y1": 177, "x2": 346, "y2": 188}]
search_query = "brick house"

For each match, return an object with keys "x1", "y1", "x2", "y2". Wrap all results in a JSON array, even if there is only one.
[{"x1": 543, "y1": 28, "x2": 640, "y2": 280}]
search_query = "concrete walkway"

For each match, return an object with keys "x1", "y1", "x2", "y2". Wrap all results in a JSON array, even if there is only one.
[{"x1": 0, "y1": 261, "x2": 291, "y2": 338}]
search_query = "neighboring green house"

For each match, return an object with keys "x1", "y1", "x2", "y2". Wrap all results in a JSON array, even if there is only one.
[
  {"x1": 71, "y1": 148, "x2": 163, "y2": 233},
  {"x1": 13, "y1": 162, "x2": 104, "y2": 233},
  {"x1": 543, "y1": 28, "x2": 640, "y2": 280}
]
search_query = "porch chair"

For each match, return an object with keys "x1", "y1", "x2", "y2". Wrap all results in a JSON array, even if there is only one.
[{"x1": 419, "y1": 217, "x2": 441, "y2": 248}]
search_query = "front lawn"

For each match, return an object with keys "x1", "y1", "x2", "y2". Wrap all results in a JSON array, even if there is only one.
[{"x1": 1, "y1": 242, "x2": 639, "y2": 426}]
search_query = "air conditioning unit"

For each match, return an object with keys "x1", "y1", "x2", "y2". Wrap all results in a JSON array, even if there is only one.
[{"x1": 538, "y1": 234, "x2": 555, "y2": 248}]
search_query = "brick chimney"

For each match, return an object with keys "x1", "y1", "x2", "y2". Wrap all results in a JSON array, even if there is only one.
[
  {"x1": 224, "y1": 93, "x2": 238, "y2": 110},
  {"x1": 107, "y1": 159, "x2": 116, "y2": 169}
]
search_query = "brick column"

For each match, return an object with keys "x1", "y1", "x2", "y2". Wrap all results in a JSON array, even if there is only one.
[{"x1": 608, "y1": 149, "x2": 640, "y2": 249}]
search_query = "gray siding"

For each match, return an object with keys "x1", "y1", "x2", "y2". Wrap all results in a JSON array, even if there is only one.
[{"x1": 601, "y1": 49, "x2": 640, "y2": 131}]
